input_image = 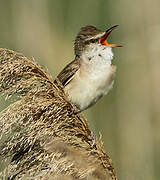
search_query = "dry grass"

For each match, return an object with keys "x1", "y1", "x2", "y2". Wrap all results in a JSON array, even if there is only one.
[{"x1": 0, "y1": 48, "x2": 116, "y2": 180}]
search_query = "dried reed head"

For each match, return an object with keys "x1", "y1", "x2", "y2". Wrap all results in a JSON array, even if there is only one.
[{"x1": 0, "y1": 48, "x2": 117, "y2": 180}]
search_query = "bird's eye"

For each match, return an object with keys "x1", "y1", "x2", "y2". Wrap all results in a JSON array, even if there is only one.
[{"x1": 90, "y1": 39, "x2": 96, "y2": 43}]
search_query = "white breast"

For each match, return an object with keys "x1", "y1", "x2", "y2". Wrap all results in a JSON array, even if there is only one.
[{"x1": 64, "y1": 45, "x2": 116, "y2": 111}]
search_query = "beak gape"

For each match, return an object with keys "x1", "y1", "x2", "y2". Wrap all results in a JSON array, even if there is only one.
[{"x1": 100, "y1": 25, "x2": 122, "y2": 47}]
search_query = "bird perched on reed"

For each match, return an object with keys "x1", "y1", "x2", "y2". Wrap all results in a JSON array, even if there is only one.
[{"x1": 0, "y1": 24, "x2": 121, "y2": 180}]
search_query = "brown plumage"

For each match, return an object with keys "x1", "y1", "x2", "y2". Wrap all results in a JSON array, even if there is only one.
[
  {"x1": 55, "y1": 58, "x2": 80, "y2": 86},
  {"x1": 74, "y1": 25, "x2": 103, "y2": 56},
  {"x1": 0, "y1": 48, "x2": 117, "y2": 180}
]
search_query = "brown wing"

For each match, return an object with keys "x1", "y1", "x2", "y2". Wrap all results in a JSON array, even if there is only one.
[{"x1": 55, "y1": 58, "x2": 80, "y2": 86}]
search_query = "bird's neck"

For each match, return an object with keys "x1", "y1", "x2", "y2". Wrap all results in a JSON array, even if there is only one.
[{"x1": 80, "y1": 45, "x2": 114, "y2": 71}]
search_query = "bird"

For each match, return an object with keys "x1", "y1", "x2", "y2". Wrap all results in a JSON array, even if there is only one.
[{"x1": 55, "y1": 25, "x2": 122, "y2": 112}]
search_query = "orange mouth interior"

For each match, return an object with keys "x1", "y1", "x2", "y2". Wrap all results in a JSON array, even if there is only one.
[
  {"x1": 100, "y1": 35, "x2": 109, "y2": 46},
  {"x1": 99, "y1": 26, "x2": 122, "y2": 48}
]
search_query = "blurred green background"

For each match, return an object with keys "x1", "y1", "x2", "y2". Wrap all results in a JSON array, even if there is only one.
[{"x1": 0, "y1": 0, "x2": 160, "y2": 179}]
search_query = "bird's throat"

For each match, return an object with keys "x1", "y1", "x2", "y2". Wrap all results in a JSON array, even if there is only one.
[{"x1": 81, "y1": 45, "x2": 114, "y2": 68}]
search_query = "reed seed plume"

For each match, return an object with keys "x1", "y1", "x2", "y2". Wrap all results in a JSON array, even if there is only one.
[{"x1": 0, "y1": 48, "x2": 117, "y2": 180}]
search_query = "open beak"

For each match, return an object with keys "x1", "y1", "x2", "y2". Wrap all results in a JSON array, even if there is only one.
[{"x1": 100, "y1": 25, "x2": 122, "y2": 47}]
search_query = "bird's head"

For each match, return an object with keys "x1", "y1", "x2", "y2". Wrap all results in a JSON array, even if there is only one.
[{"x1": 74, "y1": 25, "x2": 122, "y2": 57}]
